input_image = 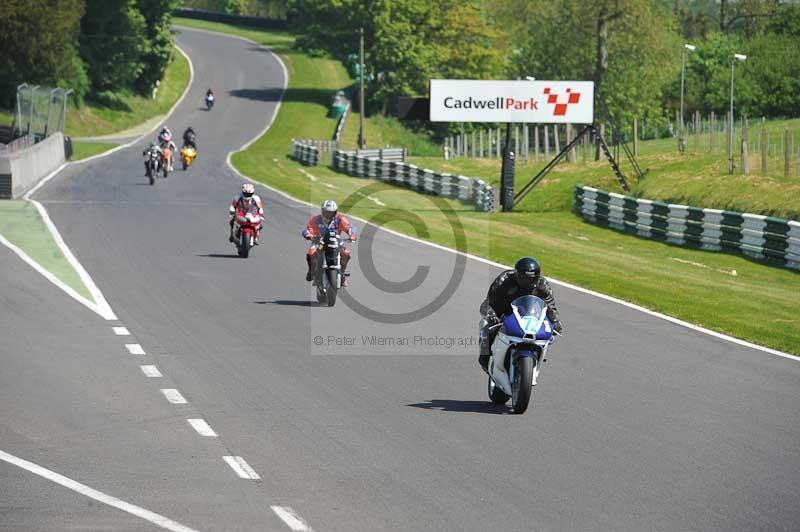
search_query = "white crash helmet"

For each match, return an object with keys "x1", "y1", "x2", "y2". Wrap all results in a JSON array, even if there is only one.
[
  {"x1": 241, "y1": 183, "x2": 255, "y2": 198},
  {"x1": 321, "y1": 199, "x2": 338, "y2": 223}
]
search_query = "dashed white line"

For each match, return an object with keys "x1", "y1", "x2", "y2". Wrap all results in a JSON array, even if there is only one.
[
  {"x1": 187, "y1": 419, "x2": 217, "y2": 437},
  {"x1": 140, "y1": 365, "x2": 163, "y2": 378},
  {"x1": 112, "y1": 326, "x2": 130, "y2": 335},
  {"x1": 223, "y1": 456, "x2": 260, "y2": 480},
  {"x1": 125, "y1": 343, "x2": 145, "y2": 355},
  {"x1": 0, "y1": 449, "x2": 203, "y2": 532},
  {"x1": 271, "y1": 506, "x2": 313, "y2": 531},
  {"x1": 160, "y1": 389, "x2": 188, "y2": 404}
]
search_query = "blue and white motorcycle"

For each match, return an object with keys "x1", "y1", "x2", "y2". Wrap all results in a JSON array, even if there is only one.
[{"x1": 486, "y1": 295, "x2": 557, "y2": 414}]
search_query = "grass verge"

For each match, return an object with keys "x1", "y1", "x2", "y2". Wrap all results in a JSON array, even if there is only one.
[
  {"x1": 66, "y1": 45, "x2": 190, "y2": 138},
  {"x1": 0, "y1": 201, "x2": 92, "y2": 301},
  {"x1": 173, "y1": 18, "x2": 800, "y2": 354},
  {"x1": 71, "y1": 141, "x2": 119, "y2": 161}
]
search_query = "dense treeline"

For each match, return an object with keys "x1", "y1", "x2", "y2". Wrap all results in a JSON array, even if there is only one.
[
  {"x1": 181, "y1": 0, "x2": 288, "y2": 18},
  {"x1": 0, "y1": 0, "x2": 179, "y2": 108},
  {"x1": 289, "y1": 0, "x2": 800, "y2": 130}
]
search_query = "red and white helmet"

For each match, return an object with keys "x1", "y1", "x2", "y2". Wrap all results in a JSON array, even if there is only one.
[{"x1": 242, "y1": 183, "x2": 255, "y2": 197}]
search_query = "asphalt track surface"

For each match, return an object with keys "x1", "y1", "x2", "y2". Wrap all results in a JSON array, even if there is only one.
[{"x1": 2, "y1": 27, "x2": 799, "y2": 532}]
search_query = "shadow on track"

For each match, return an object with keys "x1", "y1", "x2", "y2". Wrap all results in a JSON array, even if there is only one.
[
  {"x1": 197, "y1": 253, "x2": 241, "y2": 259},
  {"x1": 407, "y1": 400, "x2": 510, "y2": 415},
  {"x1": 255, "y1": 300, "x2": 316, "y2": 307}
]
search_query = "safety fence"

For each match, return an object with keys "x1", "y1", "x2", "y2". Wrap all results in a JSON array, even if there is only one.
[
  {"x1": 341, "y1": 147, "x2": 406, "y2": 163},
  {"x1": 332, "y1": 150, "x2": 497, "y2": 212},
  {"x1": 174, "y1": 7, "x2": 288, "y2": 29},
  {"x1": 290, "y1": 140, "x2": 321, "y2": 166},
  {"x1": 574, "y1": 185, "x2": 800, "y2": 271}
]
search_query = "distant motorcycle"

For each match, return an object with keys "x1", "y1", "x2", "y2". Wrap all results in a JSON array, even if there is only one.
[
  {"x1": 144, "y1": 146, "x2": 161, "y2": 185},
  {"x1": 181, "y1": 145, "x2": 196, "y2": 170},
  {"x1": 485, "y1": 295, "x2": 558, "y2": 414},
  {"x1": 233, "y1": 209, "x2": 261, "y2": 258},
  {"x1": 205, "y1": 94, "x2": 215, "y2": 110},
  {"x1": 313, "y1": 224, "x2": 352, "y2": 307}
]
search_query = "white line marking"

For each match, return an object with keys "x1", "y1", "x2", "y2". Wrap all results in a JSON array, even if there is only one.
[
  {"x1": 112, "y1": 326, "x2": 130, "y2": 335},
  {"x1": 0, "y1": 233, "x2": 103, "y2": 317},
  {"x1": 26, "y1": 199, "x2": 117, "y2": 320},
  {"x1": 187, "y1": 419, "x2": 217, "y2": 437},
  {"x1": 140, "y1": 365, "x2": 162, "y2": 378},
  {"x1": 125, "y1": 343, "x2": 145, "y2": 355},
  {"x1": 222, "y1": 456, "x2": 261, "y2": 480},
  {"x1": 161, "y1": 389, "x2": 188, "y2": 404},
  {"x1": 0, "y1": 449, "x2": 203, "y2": 532},
  {"x1": 271, "y1": 506, "x2": 313, "y2": 531},
  {"x1": 298, "y1": 168, "x2": 318, "y2": 182},
  {"x1": 9, "y1": 45, "x2": 195, "y2": 321}
]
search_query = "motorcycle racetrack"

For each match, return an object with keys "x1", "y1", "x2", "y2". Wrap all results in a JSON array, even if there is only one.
[{"x1": 1, "y1": 27, "x2": 799, "y2": 532}]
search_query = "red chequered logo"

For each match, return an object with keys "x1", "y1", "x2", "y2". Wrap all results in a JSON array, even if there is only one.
[{"x1": 543, "y1": 87, "x2": 581, "y2": 116}]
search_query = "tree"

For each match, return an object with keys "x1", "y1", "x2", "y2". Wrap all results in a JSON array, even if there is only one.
[
  {"x1": 80, "y1": 0, "x2": 146, "y2": 93},
  {"x1": 0, "y1": 0, "x2": 88, "y2": 107},
  {"x1": 135, "y1": 0, "x2": 180, "y2": 95},
  {"x1": 289, "y1": 0, "x2": 502, "y2": 113},
  {"x1": 505, "y1": 0, "x2": 677, "y2": 130}
]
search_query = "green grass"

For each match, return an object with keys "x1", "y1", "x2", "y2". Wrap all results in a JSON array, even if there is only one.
[
  {"x1": 0, "y1": 45, "x2": 189, "y2": 140},
  {"x1": 342, "y1": 113, "x2": 440, "y2": 155},
  {"x1": 71, "y1": 141, "x2": 119, "y2": 161},
  {"x1": 0, "y1": 201, "x2": 92, "y2": 301},
  {"x1": 66, "y1": 46, "x2": 190, "y2": 138},
  {"x1": 410, "y1": 118, "x2": 800, "y2": 220},
  {"x1": 170, "y1": 18, "x2": 800, "y2": 354}
]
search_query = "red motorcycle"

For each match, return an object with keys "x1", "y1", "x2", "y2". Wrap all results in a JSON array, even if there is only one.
[{"x1": 233, "y1": 209, "x2": 261, "y2": 258}]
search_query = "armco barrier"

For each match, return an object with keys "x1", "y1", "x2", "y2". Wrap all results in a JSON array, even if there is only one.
[
  {"x1": 174, "y1": 8, "x2": 288, "y2": 29},
  {"x1": 0, "y1": 132, "x2": 65, "y2": 199},
  {"x1": 332, "y1": 149, "x2": 497, "y2": 212},
  {"x1": 574, "y1": 185, "x2": 800, "y2": 271}
]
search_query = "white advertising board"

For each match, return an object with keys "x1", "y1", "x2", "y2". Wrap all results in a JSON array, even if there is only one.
[{"x1": 429, "y1": 80, "x2": 594, "y2": 124}]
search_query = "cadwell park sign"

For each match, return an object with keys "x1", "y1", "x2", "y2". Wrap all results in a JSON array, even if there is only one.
[{"x1": 429, "y1": 80, "x2": 594, "y2": 124}]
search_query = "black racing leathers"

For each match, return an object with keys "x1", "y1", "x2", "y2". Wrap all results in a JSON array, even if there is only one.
[{"x1": 478, "y1": 270, "x2": 562, "y2": 370}]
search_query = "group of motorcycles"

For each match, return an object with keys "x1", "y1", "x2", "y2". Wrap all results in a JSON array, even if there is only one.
[
  {"x1": 149, "y1": 88, "x2": 550, "y2": 413},
  {"x1": 144, "y1": 133, "x2": 197, "y2": 185}
]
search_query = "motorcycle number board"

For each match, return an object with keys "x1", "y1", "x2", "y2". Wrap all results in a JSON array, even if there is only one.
[{"x1": 429, "y1": 80, "x2": 594, "y2": 124}]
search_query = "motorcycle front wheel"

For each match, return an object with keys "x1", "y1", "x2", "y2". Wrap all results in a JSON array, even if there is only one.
[
  {"x1": 325, "y1": 269, "x2": 338, "y2": 307},
  {"x1": 238, "y1": 232, "x2": 250, "y2": 258},
  {"x1": 511, "y1": 356, "x2": 534, "y2": 414}
]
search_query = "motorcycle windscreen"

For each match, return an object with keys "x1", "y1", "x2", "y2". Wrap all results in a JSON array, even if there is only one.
[{"x1": 509, "y1": 295, "x2": 553, "y2": 340}]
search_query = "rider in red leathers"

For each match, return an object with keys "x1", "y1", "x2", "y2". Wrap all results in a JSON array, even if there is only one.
[
  {"x1": 302, "y1": 200, "x2": 357, "y2": 286},
  {"x1": 229, "y1": 183, "x2": 264, "y2": 244}
]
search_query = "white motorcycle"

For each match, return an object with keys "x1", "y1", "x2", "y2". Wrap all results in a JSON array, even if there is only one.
[{"x1": 485, "y1": 295, "x2": 557, "y2": 414}]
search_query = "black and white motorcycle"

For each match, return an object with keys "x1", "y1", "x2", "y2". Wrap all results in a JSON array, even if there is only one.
[{"x1": 485, "y1": 295, "x2": 558, "y2": 414}]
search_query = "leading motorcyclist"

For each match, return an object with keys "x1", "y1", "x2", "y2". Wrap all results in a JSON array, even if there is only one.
[
  {"x1": 142, "y1": 141, "x2": 161, "y2": 176},
  {"x1": 229, "y1": 183, "x2": 264, "y2": 244},
  {"x1": 302, "y1": 200, "x2": 357, "y2": 286},
  {"x1": 478, "y1": 257, "x2": 563, "y2": 372}
]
